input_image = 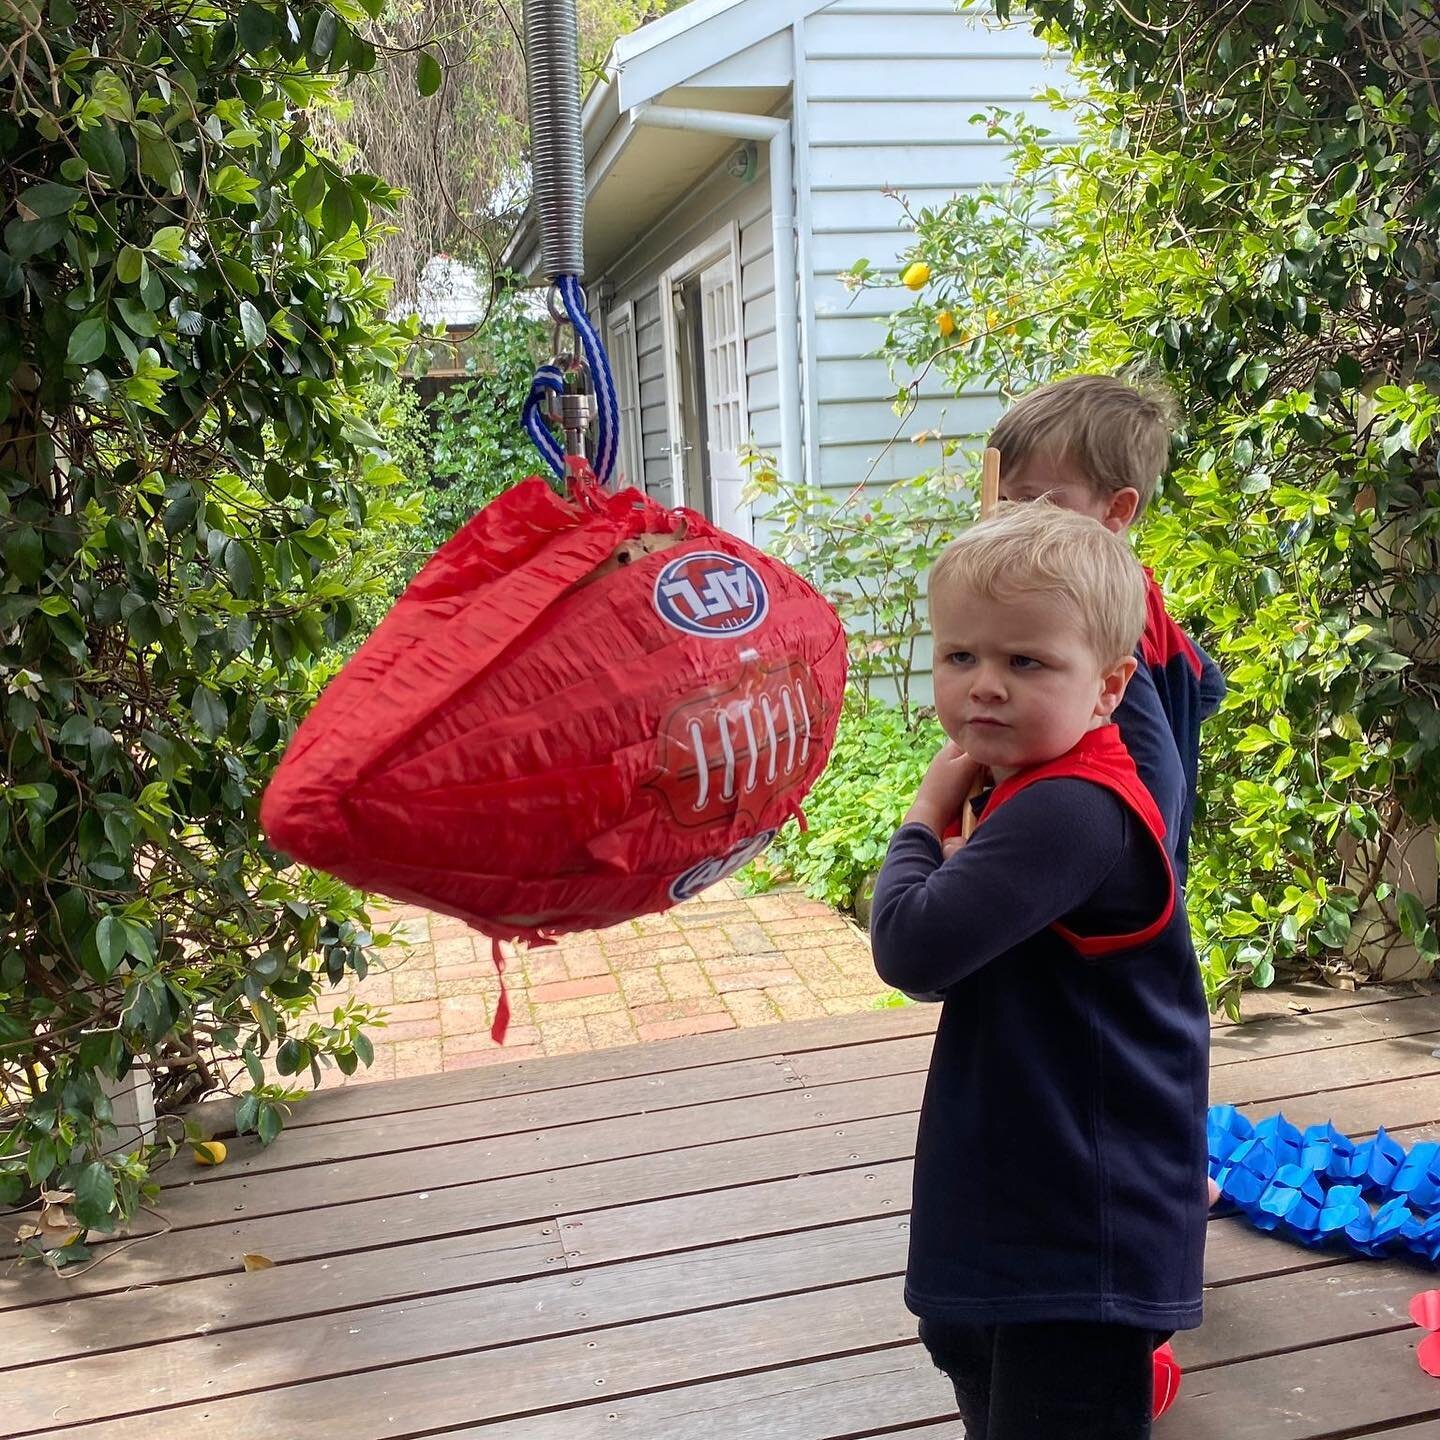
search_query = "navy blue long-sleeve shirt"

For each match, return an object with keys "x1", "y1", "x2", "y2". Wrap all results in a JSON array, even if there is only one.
[
  {"x1": 872, "y1": 759, "x2": 1209, "y2": 1331},
  {"x1": 1112, "y1": 658, "x2": 1184, "y2": 864}
]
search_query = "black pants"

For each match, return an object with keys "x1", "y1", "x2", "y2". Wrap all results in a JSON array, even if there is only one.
[{"x1": 918, "y1": 1317, "x2": 1161, "y2": 1440}]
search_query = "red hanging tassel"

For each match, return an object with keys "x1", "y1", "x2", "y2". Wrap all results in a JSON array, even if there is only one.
[
  {"x1": 259, "y1": 476, "x2": 848, "y2": 1037},
  {"x1": 490, "y1": 937, "x2": 510, "y2": 1044}
]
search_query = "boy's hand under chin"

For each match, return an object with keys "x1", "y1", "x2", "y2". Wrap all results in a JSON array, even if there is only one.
[{"x1": 905, "y1": 741, "x2": 984, "y2": 850}]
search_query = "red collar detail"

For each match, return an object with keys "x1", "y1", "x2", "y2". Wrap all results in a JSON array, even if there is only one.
[{"x1": 980, "y1": 725, "x2": 1176, "y2": 957}]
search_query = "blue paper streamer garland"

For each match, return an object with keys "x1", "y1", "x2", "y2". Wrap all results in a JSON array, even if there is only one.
[{"x1": 1209, "y1": 1105, "x2": 1440, "y2": 1262}]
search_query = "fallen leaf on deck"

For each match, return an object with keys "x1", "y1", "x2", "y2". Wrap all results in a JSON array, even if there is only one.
[{"x1": 242, "y1": 1253, "x2": 275, "y2": 1272}]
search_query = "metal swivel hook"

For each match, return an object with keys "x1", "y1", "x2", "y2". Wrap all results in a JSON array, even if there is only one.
[{"x1": 542, "y1": 284, "x2": 597, "y2": 462}]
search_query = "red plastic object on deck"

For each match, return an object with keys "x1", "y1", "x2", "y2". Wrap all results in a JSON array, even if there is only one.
[
  {"x1": 1410, "y1": 1290, "x2": 1440, "y2": 1377},
  {"x1": 1152, "y1": 1342, "x2": 1182, "y2": 1419},
  {"x1": 261, "y1": 472, "x2": 847, "y2": 1039},
  {"x1": 1410, "y1": 1289, "x2": 1440, "y2": 1332}
]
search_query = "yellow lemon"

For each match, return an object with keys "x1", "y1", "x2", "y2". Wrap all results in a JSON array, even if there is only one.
[
  {"x1": 193, "y1": 1140, "x2": 228, "y2": 1166},
  {"x1": 901, "y1": 261, "x2": 931, "y2": 290},
  {"x1": 936, "y1": 309, "x2": 956, "y2": 337}
]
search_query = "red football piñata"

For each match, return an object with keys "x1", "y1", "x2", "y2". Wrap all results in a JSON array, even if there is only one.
[{"x1": 261, "y1": 469, "x2": 847, "y2": 1040}]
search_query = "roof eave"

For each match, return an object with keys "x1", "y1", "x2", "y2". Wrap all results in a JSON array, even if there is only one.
[{"x1": 502, "y1": 0, "x2": 828, "y2": 279}]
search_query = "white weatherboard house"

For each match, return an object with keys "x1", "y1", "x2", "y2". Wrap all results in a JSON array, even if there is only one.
[{"x1": 504, "y1": 0, "x2": 1061, "y2": 543}]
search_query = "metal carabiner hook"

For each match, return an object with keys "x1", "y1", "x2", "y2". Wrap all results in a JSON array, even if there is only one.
[{"x1": 540, "y1": 287, "x2": 597, "y2": 463}]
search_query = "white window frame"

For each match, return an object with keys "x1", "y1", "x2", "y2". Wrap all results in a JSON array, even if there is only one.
[
  {"x1": 656, "y1": 221, "x2": 749, "y2": 510},
  {"x1": 605, "y1": 299, "x2": 643, "y2": 489}
]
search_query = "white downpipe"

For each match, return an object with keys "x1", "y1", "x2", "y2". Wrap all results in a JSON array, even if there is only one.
[
  {"x1": 790, "y1": 19, "x2": 821, "y2": 501},
  {"x1": 630, "y1": 104, "x2": 802, "y2": 494}
]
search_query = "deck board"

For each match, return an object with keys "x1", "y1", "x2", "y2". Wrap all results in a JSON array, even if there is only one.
[
  {"x1": 156, "y1": 1053, "x2": 810, "y2": 1185},
  {"x1": 39, "y1": 1219, "x2": 1424, "y2": 1432},
  {"x1": 140, "y1": 1071, "x2": 920, "y2": 1228},
  {"x1": 7, "y1": 983, "x2": 1440, "y2": 1438},
  {"x1": 443, "y1": 1350, "x2": 953, "y2": 1440},
  {"x1": 270, "y1": 1007, "x2": 945, "y2": 1131}
]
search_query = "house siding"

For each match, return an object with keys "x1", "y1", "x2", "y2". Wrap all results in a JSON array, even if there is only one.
[
  {"x1": 797, "y1": 0, "x2": 1064, "y2": 699},
  {"x1": 802, "y1": 1, "x2": 1061, "y2": 493},
  {"x1": 594, "y1": 0, "x2": 1066, "y2": 696},
  {"x1": 599, "y1": 121, "x2": 782, "y2": 511}
]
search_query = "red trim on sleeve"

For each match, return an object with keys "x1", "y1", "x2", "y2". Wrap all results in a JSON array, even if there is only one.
[{"x1": 1140, "y1": 571, "x2": 1203, "y2": 680}]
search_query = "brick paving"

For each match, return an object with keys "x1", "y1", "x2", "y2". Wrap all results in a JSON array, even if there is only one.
[{"x1": 317, "y1": 881, "x2": 890, "y2": 1083}]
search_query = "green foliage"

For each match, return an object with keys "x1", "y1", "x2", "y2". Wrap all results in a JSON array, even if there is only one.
[
  {"x1": 747, "y1": 698, "x2": 943, "y2": 913},
  {"x1": 747, "y1": 451, "x2": 972, "y2": 724},
  {"x1": 0, "y1": 0, "x2": 419, "y2": 1254},
  {"x1": 411, "y1": 296, "x2": 546, "y2": 568},
  {"x1": 347, "y1": 292, "x2": 546, "y2": 640},
  {"x1": 866, "y1": 0, "x2": 1440, "y2": 1004},
  {"x1": 370, "y1": 379, "x2": 433, "y2": 499},
  {"x1": 343, "y1": 380, "x2": 427, "y2": 640}
]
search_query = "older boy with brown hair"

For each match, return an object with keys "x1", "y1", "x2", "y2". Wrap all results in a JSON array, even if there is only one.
[{"x1": 989, "y1": 373, "x2": 1227, "y2": 881}]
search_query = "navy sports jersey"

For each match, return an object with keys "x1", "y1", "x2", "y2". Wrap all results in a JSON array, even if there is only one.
[
  {"x1": 1111, "y1": 654, "x2": 1184, "y2": 862},
  {"x1": 871, "y1": 723, "x2": 1209, "y2": 1332},
  {"x1": 1133, "y1": 571, "x2": 1226, "y2": 880}
]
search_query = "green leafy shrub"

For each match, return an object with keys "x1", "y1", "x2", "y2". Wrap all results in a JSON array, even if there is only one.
[
  {"x1": 0, "y1": 0, "x2": 420, "y2": 1255},
  {"x1": 345, "y1": 380, "x2": 428, "y2": 639},
  {"x1": 347, "y1": 290, "x2": 547, "y2": 642},
  {"x1": 408, "y1": 295, "x2": 546, "y2": 568},
  {"x1": 747, "y1": 699, "x2": 943, "y2": 913},
  {"x1": 748, "y1": 451, "x2": 971, "y2": 725}
]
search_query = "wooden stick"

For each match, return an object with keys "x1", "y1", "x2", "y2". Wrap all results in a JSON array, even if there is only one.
[
  {"x1": 980, "y1": 445, "x2": 1001, "y2": 517},
  {"x1": 959, "y1": 447, "x2": 1003, "y2": 841}
]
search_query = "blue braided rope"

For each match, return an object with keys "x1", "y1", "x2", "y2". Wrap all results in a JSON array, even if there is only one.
[
  {"x1": 520, "y1": 278, "x2": 621, "y2": 486},
  {"x1": 1210, "y1": 1104, "x2": 1440, "y2": 1261},
  {"x1": 522, "y1": 363, "x2": 567, "y2": 480},
  {"x1": 557, "y1": 274, "x2": 619, "y2": 485}
]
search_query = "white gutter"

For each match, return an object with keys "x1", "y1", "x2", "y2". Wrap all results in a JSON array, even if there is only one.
[{"x1": 630, "y1": 103, "x2": 802, "y2": 495}]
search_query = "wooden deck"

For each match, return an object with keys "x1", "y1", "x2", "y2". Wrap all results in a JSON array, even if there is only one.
[{"x1": 8, "y1": 983, "x2": 1440, "y2": 1437}]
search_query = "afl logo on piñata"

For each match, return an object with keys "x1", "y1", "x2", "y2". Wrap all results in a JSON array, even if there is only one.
[
  {"x1": 669, "y1": 830, "x2": 777, "y2": 903},
  {"x1": 654, "y1": 551, "x2": 769, "y2": 638}
]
